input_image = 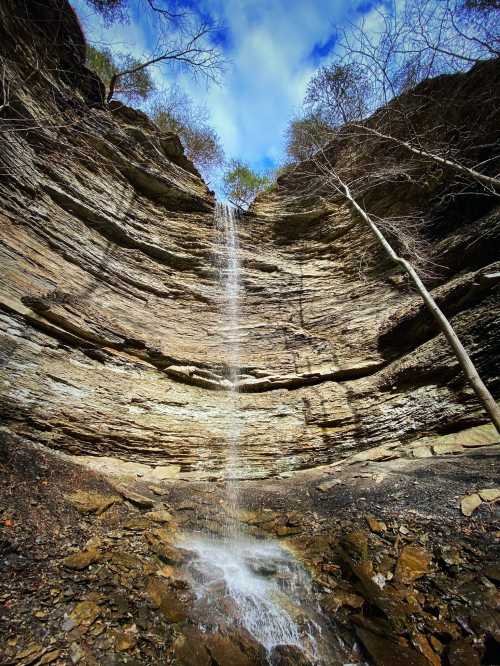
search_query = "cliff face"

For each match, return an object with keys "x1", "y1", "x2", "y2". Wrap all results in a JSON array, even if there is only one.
[{"x1": 1, "y1": 0, "x2": 499, "y2": 480}]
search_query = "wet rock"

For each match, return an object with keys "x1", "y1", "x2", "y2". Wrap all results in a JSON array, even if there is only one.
[
  {"x1": 247, "y1": 560, "x2": 279, "y2": 577},
  {"x1": 429, "y1": 636, "x2": 444, "y2": 655},
  {"x1": 63, "y1": 544, "x2": 101, "y2": 570},
  {"x1": 65, "y1": 490, "x2": 121, "y2": 515},
  {"x1": 15, "y1": 643, "x2": 46, "y2": 663},
  {"x1": 322, "y1": 589, "x2": 364, "y2": 613},
  {"x1": 378, "y1": 554, "x2": 396, "y2": 577},
  {"x1": 342, "y1": 530, "x2": 369, "y2": 561},
  {"x1": 204, "y1": 632, "x2": 261, "y2": 666},
  {"x1": 173, "y1": 626, "x2": 212, "y2": 665},
  {"x1": 355, "y1": 625, "x2": 430, "y2": 666},
  {"x1": 483, "y1": 563, "x2": 500, "y2": 583},
  {"x1": 446, "y1": 638, "x2": 481, "y2": 666},
  {"x1": 123, "y1": 517, "x2": 152, "y2": 531},
  {"x1": 339, "y1": 554, "x2": 409, "y2": 630},
  {"x1": 454, "y1": 576, "x2": 499, "y2": 611},
  {"x1": 270, "y1": 644, "x2": 314, "y2": 665},
  {"x1": 470, "y1": 610, "x2": 500, "y2": 642},
  {"x1": 69, "y1": 642, "x2": 84, "y2": 664},
  {"x1": 275, "y1": 525, "x2": 302, "y2": 537},
  {"x1": 114, "y1": 624, "x2": 138, "y2": 651},
  {"x1": 157, "y1": 564, "x2": 176, "y2": 579},
  {"x1": 204, "y1": 520, "x2": 227, "y2": 537},
  {"x1": 145, "y1": 577, "x2": 189, "y2": 623},
  {"x1": 395, "y1": 545, "x2": 432, "y2": 585},
  {"x1": 109, "y1": 549, "x2": 151, "y2": 573},
  {"x1": 461, "y1": 494, "x2": 482, "y2": 516},
  {"x1": 436, "y1": 545, "x2": 462, "y2": 567},
  {"x1": 145, "y1": 530, "x2": 188, "y2": 564},
  {"x1": 411, "y1": 634, "x2": 440, "y2": 666},
  {"x1": 366, "y1": 516, "x2": 387, "y2": 534},
  {"x1": 63, "y1": 600, "x2": 101, "y2": 631},
  {"x1": 144, "y1": 510, "x2": 173, "y2": 523},
  {"x1": 240, "y1": 509, "x2": 279, "y2": 527},
  {"x1": 38, "y1": 650, "x2": 60, "y2": 664}
]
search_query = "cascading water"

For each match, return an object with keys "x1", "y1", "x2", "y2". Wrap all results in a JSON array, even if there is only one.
[
  {"x1": 178, "y1": 203, "x2": 344, "y2": 665},
  {"x1": 213, "y1": 202, "x2": 242, "y2": 534}
]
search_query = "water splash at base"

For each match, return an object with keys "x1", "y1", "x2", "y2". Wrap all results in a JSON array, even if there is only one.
[{"x1": 179, "y1": 533, "x2": 343, "y2": 665}]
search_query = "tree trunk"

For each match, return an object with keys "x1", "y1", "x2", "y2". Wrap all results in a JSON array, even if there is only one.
[{"x1": 334, "y1": 173, "x2": 500, "y2": 433}]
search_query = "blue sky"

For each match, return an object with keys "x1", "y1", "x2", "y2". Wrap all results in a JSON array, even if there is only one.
[{"x1": 72, "y1": 0, "x2": 379, "y2": 182}]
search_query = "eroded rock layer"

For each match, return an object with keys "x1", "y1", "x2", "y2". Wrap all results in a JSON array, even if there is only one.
[{"x1": 1, "y1": 0, "x2": 499, "y2": 478}]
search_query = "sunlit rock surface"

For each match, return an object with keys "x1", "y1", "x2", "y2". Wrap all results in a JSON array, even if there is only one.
[{"x1": 1, "y1": 0, "x2": 499, "y2": 479}]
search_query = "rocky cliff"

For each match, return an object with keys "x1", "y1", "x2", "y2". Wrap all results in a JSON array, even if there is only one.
[{"x1": 1, "y1": 0, "x2": 499, "y2": 481}]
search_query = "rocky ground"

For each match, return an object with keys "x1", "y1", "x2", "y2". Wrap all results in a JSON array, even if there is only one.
[{"x1": 1, "y1": 432, "x2": 499, "y2": 666}]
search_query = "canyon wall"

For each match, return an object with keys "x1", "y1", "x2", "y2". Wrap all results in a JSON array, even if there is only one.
[{"x1": 1, "y1": 0, "x2": 499, "y2": 479}]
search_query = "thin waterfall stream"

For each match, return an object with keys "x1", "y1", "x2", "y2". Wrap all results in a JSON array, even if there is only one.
[{"x1": 177, "y1": 204, "x2": 344, "y2": 665}]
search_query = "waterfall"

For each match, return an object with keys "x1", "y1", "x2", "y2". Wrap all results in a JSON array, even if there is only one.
[
  {"x1": 178, "y1": 203, "x2": 341, "y2": 665},
  {"x1": 213, "y1": 202, "x2": 242, "y2": 534}
]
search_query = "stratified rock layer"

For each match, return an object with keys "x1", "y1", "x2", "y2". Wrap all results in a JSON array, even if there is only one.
[{"x1": 1, "y1": 0, "x2": 499, "y2": 478}]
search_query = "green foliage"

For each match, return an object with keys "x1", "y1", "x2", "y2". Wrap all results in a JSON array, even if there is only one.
[
  {"x1": 222, "y1": 160, "x2": 272, "y2": 209},
  {"x1": 86, "y1": 45, "x2": 115, "y2": 86},
  {"x1": 150, "y1": 89, "x2": 224, "y2": 178},
  {"x1": 86, "y1": 45, "x2": 155, "y2": 103}
]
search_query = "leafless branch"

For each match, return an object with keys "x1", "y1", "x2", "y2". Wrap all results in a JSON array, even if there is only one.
[{"x1": 107, "y1": 21, "x2": 225, "y2": 102}]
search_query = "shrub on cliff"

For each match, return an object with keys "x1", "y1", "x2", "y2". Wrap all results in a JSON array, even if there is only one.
[
  {"x1": 86, "y1": 45, "x2": 155, "y2": 103},
  {"x1": 222, "y1": 161, "x2": 272, "y2": 209}
]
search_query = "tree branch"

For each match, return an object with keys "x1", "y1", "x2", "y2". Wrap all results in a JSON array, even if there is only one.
[{"x1": 351, "y1": 124, "x2": 500, "y2": 193}]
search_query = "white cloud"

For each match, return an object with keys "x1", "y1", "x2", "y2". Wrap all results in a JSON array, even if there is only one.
[
  {"x1": 71, "y1": 0, "x2": 357, "y2": 179},
  {"x1": 187, "y1": 0, "x2": 346, "y2": 171}
]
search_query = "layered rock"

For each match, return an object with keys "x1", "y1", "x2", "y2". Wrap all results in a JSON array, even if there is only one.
[{"x1": 1, "y1": 0, "x2": 499, "y2": 479}]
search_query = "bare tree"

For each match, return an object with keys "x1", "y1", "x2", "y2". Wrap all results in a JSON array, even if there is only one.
[
  {"x1": 81, "y1": 0, "x2": 226, "y2": 103},
  {"x1": 86, "y1": 45, "x2": 155, "y2": 103},
  {"x1": 106, "y1": 22, "x2": 224, "y2": 102},
  {"x1": 304, "y1": 63, "x2": 371, "y2": 127},
  {"x1": 149, "y1": 87, "x2": 224, "y2": 179},
  {"x1": 84, "y1": 0, "x2": 185, "y2": 23},
  {"x1": 337, "y1": 0, "x2": 500, "y2": 110},
  {"x1": 309, "y1": 0, "x2": 500, "y2": 197},
  {"x1": 314, "y1": 155, "x2": 500, "y2": 432}
]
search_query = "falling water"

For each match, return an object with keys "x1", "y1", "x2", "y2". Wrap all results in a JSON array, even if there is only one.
[
  {"x1": 213, "y1": 202, "x2": 242, "y2": 533},
  {"x1": 178, "y1": 203, "x2": 344, "y2": 665}
]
